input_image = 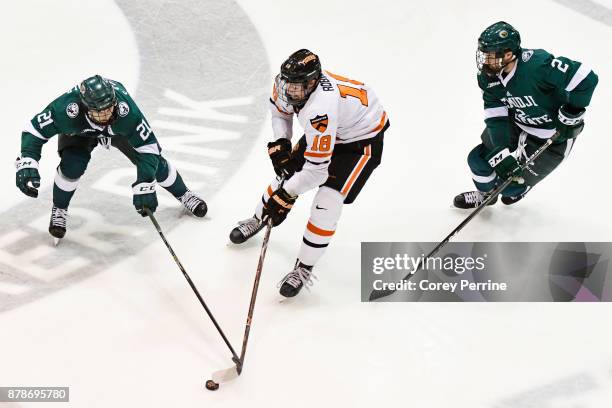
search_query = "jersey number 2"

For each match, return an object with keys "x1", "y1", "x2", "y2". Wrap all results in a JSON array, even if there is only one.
[{"x1": 551, "y1": 58, "x2": 569, "y2": 73}]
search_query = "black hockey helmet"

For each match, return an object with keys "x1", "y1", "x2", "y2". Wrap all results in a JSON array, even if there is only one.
[
  {"x1": 79, "y1": 75, "x2": 117, "y2": 124},
  {"x1": 476, "y1": 21, "x2": 521, "y2": 77},
  {"x1": 275, "y1": 49, "x2": 321, "y2": 107}
]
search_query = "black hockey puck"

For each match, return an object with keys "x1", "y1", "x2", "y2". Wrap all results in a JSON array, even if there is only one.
[{"x1": 205, "y1": 380, "x2": 219, "y2": 391}]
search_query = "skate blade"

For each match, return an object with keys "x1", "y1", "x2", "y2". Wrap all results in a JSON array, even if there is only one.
[
  {"x1": 53, "y1": 237, "x2": 61, "y2": 246},
  {"x1": 212, "y1": 365, "x2": 240, "y2": 384},
  {"x1": 450, "y1": 204, "x2": 488, "y2": 211},
  {"x1": 278, "y1": 294, "x2": 298, "y2": 304}
]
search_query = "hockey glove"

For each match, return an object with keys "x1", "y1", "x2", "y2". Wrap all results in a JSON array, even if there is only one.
[
  {"x1": 486, "y1": 147, "x2": 523, "y2": 183},
  {"x1": 268, "y1": 138, "x2": 295, "y2": 178},
  {"x1": 132, "y1": 181, "x2": 158, "y2": 217},
  {"x1": 556, "y1": 104, "x2": 585, "y2": 144},
  {"x1": 262, "y1": 187, "x2": 297, "y2": 226},
  {"x1": 15, "y1": 156, "x2": 41, "y2": 198}
]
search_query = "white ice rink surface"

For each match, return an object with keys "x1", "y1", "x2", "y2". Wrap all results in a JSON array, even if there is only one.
[{"x1": 2, "y1": 0, "x2": 612, "y2": 407}]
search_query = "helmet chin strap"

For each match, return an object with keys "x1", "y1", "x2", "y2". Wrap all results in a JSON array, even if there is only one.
[{"x1": 500, "y1": 54, "x2": 517, "y2": 71}]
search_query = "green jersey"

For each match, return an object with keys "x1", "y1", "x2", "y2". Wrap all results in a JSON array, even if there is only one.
[
  {"x1": 478, "y1": 48, "x2": 598, "y2": 149},
  {"x1": 21, "y1": 80, "x2": 160, "y2": 183}
]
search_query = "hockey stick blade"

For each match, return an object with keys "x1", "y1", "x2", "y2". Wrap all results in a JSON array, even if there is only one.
[
  {"x1": 212, "y1": 365, "x2": 240, "y2": 383},
  {"x1": 212, "y1": 357, "x2": 242, "y2": 383}
]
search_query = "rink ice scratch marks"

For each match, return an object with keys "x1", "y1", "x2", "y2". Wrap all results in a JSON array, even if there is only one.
[
  {"x1": 491, "y1": 366, "x2": 612, "y2": 408},
  {"x1": 552, "y1": 0, "x2": 612, "y2": 27}
]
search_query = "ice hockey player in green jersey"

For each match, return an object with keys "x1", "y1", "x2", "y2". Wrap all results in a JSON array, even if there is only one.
[
  {"x1": 454, "y1": 21, "x2": 598, "y2": 209},
  {"x1": 15, "y1": 75, "x2": 208, "y2": 241}
]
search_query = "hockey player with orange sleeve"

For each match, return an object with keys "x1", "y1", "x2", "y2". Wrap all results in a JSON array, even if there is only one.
[{"x1": 229, "y1": 49, "x2": 389, "y2": 298}]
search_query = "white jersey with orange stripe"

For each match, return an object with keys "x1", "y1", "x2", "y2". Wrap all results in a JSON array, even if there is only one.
[{"x1": 269, "y1": 70, "x2": 387, "y2": 196}]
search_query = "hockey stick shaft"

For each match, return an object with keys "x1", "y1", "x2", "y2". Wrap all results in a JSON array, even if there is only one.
[
  {"x1": 235, "y1": 177, "x2": 285, "y2": 374},
  {"x1": 235, "y1": 217, "x2": 274, "y2": 373},
  {"x1": 144, "y1": 208, "x2": 240, "y2": 361},
  {"x1": 369, "y1": 135, "x2": 558, "y2": 301}
]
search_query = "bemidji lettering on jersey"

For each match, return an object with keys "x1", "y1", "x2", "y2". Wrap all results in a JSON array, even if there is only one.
[{"x1": 503, "y1": 94, "x2": 554, "y2": 126}]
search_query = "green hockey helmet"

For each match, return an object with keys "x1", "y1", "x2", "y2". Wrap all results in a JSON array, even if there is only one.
[
  {"x1": 79, "y1": 75, "x2": 117, "y2": 110},
  {"x1": 476, "y1": 21, "x2": 521, "y2": 77},
  {"x1": 79, "y1": 75, "x2": 117, "y2": 124},
  {"x1": 275, "y1": 49, "x2": 321, "y2": 107}
]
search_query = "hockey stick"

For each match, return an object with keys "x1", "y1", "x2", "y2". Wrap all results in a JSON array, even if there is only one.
[
  {"x1": 369, "y1": 135, "x2": 559, "y2": 301},
  {"x1": 211, "y1": 178, "x2": 283, "y2": 385},
  {"x1": 144, "y1": 208, "x2": 240, "y2": 363},
  {"x1": 211, "y1": 216, "x2": 274, "y2": 384}
]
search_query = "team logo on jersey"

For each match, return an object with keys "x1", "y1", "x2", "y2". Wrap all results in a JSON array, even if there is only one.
[
  {"x1": 522, "y1": 50, "x2": 534, "y2": 62},
  {"x1": 310, "y1": 114, "x2": 329, "y2": 132},
  {"x1": 118, "y1": 101, "x2": 130, "y2": 117},
  {"x1": 66, "y1": 103, "x2": 79, "y2": 118}
]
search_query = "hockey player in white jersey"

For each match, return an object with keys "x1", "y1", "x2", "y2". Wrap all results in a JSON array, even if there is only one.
[{"x1": 229, "y1": 49, "x2": 389, "y2": 298}]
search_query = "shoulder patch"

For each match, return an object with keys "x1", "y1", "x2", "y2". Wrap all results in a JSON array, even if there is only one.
[
  {"x1": 118, "y1": 101, "x2": 130, "y2": 117},
  {"x1": 522, "y1": 49, "x2": 534, "y2": 62},
  {"x1": 310, "y1": 114, "x2": 329, "y2": 132},
  {"x1": 66, "y1": 102, "x2": 79, "y2": 118}
]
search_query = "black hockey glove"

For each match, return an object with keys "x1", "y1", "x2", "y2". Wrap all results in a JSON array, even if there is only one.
[
  {"x1": 132, "y1": 181, "x2": 158, "y2": 217},
  {"x1": 486, "y1": 147, "x2": 523, "y2": 183},
  {"x1": 556, "y1": 104, "x2": 585, "y2": 144},
  {"x1": 262, "y1": 187, "x2": 297, "y2": 226},
  {"x1": 15, "y1": 156, "x2": 41, "y2": 198},
  {"x1": 267, "y1": 138, "x2": 295, "y2": 178}
]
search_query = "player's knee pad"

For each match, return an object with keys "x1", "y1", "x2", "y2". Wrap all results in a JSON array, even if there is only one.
[
  {"x1": 468, "y1": 144, "x2": 497, "y2": 192},
  {"x1": 309, "y1": 186, "x2": 344, "y2": 229},
  {"x1": 58, "y1": 148, "x2": 90, "y2": 180},
  {"x1": 302, "y1": 187, "x2": 344, "y2": 249},
  {"x1": 157, "y1": 157, "x2": 177, "y2": 188},
  {"x1": 467, "y1": 145, "x2": 492, "y2": 173},
  {"x1": 54, "y1": 166, "x2": 80, "y2": 193}
]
